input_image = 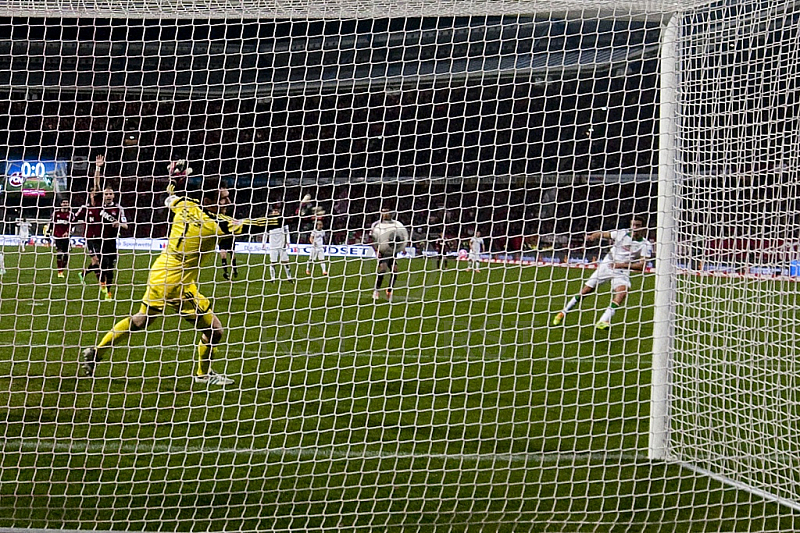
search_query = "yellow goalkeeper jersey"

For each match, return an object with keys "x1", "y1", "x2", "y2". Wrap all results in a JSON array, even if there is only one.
[{"x1": 160, "y1": 195, "x2": 264, "y2": 281}]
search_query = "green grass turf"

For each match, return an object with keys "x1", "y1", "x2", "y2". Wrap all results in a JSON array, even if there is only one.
[{"x1": 0, "y1": 247, "x2": 796, "y2": 531}]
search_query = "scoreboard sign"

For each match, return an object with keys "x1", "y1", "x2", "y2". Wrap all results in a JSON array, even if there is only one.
[{"x1": 5, "y1": 159, "x2": 68, "y2": 197}]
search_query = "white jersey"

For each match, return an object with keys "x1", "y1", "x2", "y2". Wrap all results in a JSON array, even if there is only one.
[
  {"x1": 265, "y1": 226, "x2": 289, "y2": 249},
  {"x1": 469, "y1": 236, "x2": 484, "y2": 254},
  {"x1": 601, "y1": 229, "x2": 652, "y2": 267},
  {"x1": 310, "y1": 229, "x2": 326, "y2": 248},
  {"x1": 18, "y1": 221, "x2": 31, "y2": 238}
]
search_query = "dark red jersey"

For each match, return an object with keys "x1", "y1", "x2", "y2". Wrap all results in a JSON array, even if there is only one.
[
  {"x1": 50, "y1": 209, "x2": 71, "y2": 238},
  {"x1": 99, "y1": 203, "x2": 127, "y2": 240},
  {"x1": 72, "y1": 204, "x2": 103, "y2": 239}
]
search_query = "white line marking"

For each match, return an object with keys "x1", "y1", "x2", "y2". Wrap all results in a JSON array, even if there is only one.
[
  {"x1": 0, "y1": 343, "x2": 648, "y2": 366},
  {"x1": 0, "y1": 438, "x2": 648, "y2": 465}
]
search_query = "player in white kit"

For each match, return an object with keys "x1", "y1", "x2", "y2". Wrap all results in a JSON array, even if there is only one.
[
  {"x1": 261, "y1": 207, "x2": 294, "y2": 283},
  {"x1": 306, "y1": 220, "x2": 328, "y2": 276},
  {"x1": 466, "y1": 231, "x2": 484, "y2": 271},
  {"x1": 17, "y1": 218, "x2": 32, "y2": 251},
  {"x1": 552, "y1": 216, "x2": 652, "y2": 330}
]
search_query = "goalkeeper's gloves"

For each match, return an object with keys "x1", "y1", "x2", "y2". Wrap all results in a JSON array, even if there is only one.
[
  {"x1": 167, "y1": 159, "x2": 193, "y2": 177},
  {"x1": 166, "y1": 181, "x2": 175, "y2": 195}
]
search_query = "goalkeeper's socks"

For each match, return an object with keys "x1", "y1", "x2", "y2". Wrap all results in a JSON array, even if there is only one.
[
  {"x1": 389, "y1": 273, "x2": 397, "y2": 289},
  {"x1": 96, "y1": 317, "x2": 133, "y2": 357},
  {"x1": 599, "y1": 302, "x2": 619, "y2": 324},
  {"x1": 196, "y1": 342, "x2": 215, "y2": 376},
  {"x1": 375, "y1": 273, "x2": 385, "y2": 289}
]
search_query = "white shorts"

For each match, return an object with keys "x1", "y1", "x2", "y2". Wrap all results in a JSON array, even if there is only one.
[
  {"x1": 586, "y1": 263, "x2": 631, "y2": 290},
  {"x1": 468, "y1": 252, "x2": 480, "y2": 262},
  {"x1": 269, "y1": 248, "x2": 290, "y2": 263},
  {"x1": 309, "y1": 247, "x2": 326, "y2": 261}
]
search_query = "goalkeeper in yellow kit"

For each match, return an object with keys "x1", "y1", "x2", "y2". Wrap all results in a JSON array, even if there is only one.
[{"x1": 80, "y1": 174, "x2": 264, "y2": 386}]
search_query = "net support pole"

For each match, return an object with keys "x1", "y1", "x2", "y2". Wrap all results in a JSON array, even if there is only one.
[{"x1": 649, "y1": 13, "x2": 679, "y2": 461}]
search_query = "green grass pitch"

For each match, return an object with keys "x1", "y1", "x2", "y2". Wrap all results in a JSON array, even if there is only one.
[{"x1": 0, "y1": 247, "x2": 795, "y2": 531}]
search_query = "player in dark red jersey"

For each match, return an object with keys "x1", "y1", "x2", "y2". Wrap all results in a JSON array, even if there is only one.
[
  {"x1": 50, "y1": 198, "x2": 72, "y2": 278},
  {"x1": 435, "y1": 232, "x2": 453, "y2": 270},
  {"x1": 73, "y1": 188, "x2": 103, "y2": 285},
  {"x1": 73, "y1": 155, "x2": 105, "y2": 285},
  {"x1": 98, "y1": 186, "x2": 128, "y2": 301}
]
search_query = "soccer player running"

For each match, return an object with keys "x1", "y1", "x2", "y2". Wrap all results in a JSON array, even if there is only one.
[
  {"x1": 217, "y1": 188, "x2": 238, "y2": 280},
  {"x1": 97, "y1": 186, "x2": 128, "y2": 301},
  {"x1": 81, "y1": 177, "x2": 265, "y2": 386},
  {"x1": 50, "y1": 198, "x2": 72, "y2": 278},
  {"x1": 466, "y1": 230, "x2": 484, "y2": 271},
  {"x1": 306, "y1": 220, "x2": 329, "y2": 276},
  {"x1": 552, "y1": 216, "x2": 652, "y2": 330},
  {"x1": 371, "y1": 207, "x2": 400, "y2": 301},
  {"x1": 262, "y1": 206, "x2": 294, "y2": 283}
]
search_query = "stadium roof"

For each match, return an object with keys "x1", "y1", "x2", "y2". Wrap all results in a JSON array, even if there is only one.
[{"x1": 0, "y1": 17, "x2": 661, "y2": 98}]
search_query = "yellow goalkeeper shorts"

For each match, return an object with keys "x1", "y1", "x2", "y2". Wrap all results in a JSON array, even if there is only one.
[{"x1": 140, "y1": 267, "x2": 212, "y2": 319}]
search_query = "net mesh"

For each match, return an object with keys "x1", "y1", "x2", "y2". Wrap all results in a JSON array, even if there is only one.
[
  {"x1": 671, "y1": 0, "x2": 800, "y2": 512},
  {"x1": 0, "y1": 0, "x2": 799, "y2": 531}
]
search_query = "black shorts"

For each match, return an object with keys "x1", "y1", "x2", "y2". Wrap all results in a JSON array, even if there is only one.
[
  {"x1": 99, "y1": 239, "x2": 118, "y2": 269},
  {"x1": 53, "y1": 238, "x2": 70, "y2": 254},
  {"x1": 100, "y1": 252, "x2": 118, "y2": 271},
  {"x1": 218, "y1": 236, "x2": 235, "y2": 253},
  {"x1": 379, "y1": 257, "x2": 395, "y2": 270},
  {"x1": 100, "y1": 239, "x2": 118, "y2": 256},
  {"x1": 86, "y1": 238, "x2": 102, "y2": 256}
]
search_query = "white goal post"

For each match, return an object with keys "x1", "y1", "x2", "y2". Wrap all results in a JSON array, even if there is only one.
[{"x1": 1, "y1": 0, "x2": 800, "y2": 531}]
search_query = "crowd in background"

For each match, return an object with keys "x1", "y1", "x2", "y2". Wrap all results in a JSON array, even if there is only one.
[{"x1": 2, "y1": 169, "x2": 657, "y2": 264}]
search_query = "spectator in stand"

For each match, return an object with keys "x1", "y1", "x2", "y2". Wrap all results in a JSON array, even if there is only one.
[{"x1": 121, "y1": 118, "x2": 140, "y2": 177}]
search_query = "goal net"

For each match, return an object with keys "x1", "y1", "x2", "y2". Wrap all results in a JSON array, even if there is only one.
[
  {"x1": 665, "y1": 0, "x2": 800, "y2": 515},
  {"x1": 0, "y1": 0, "x2": 798, "y2": 531}
]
